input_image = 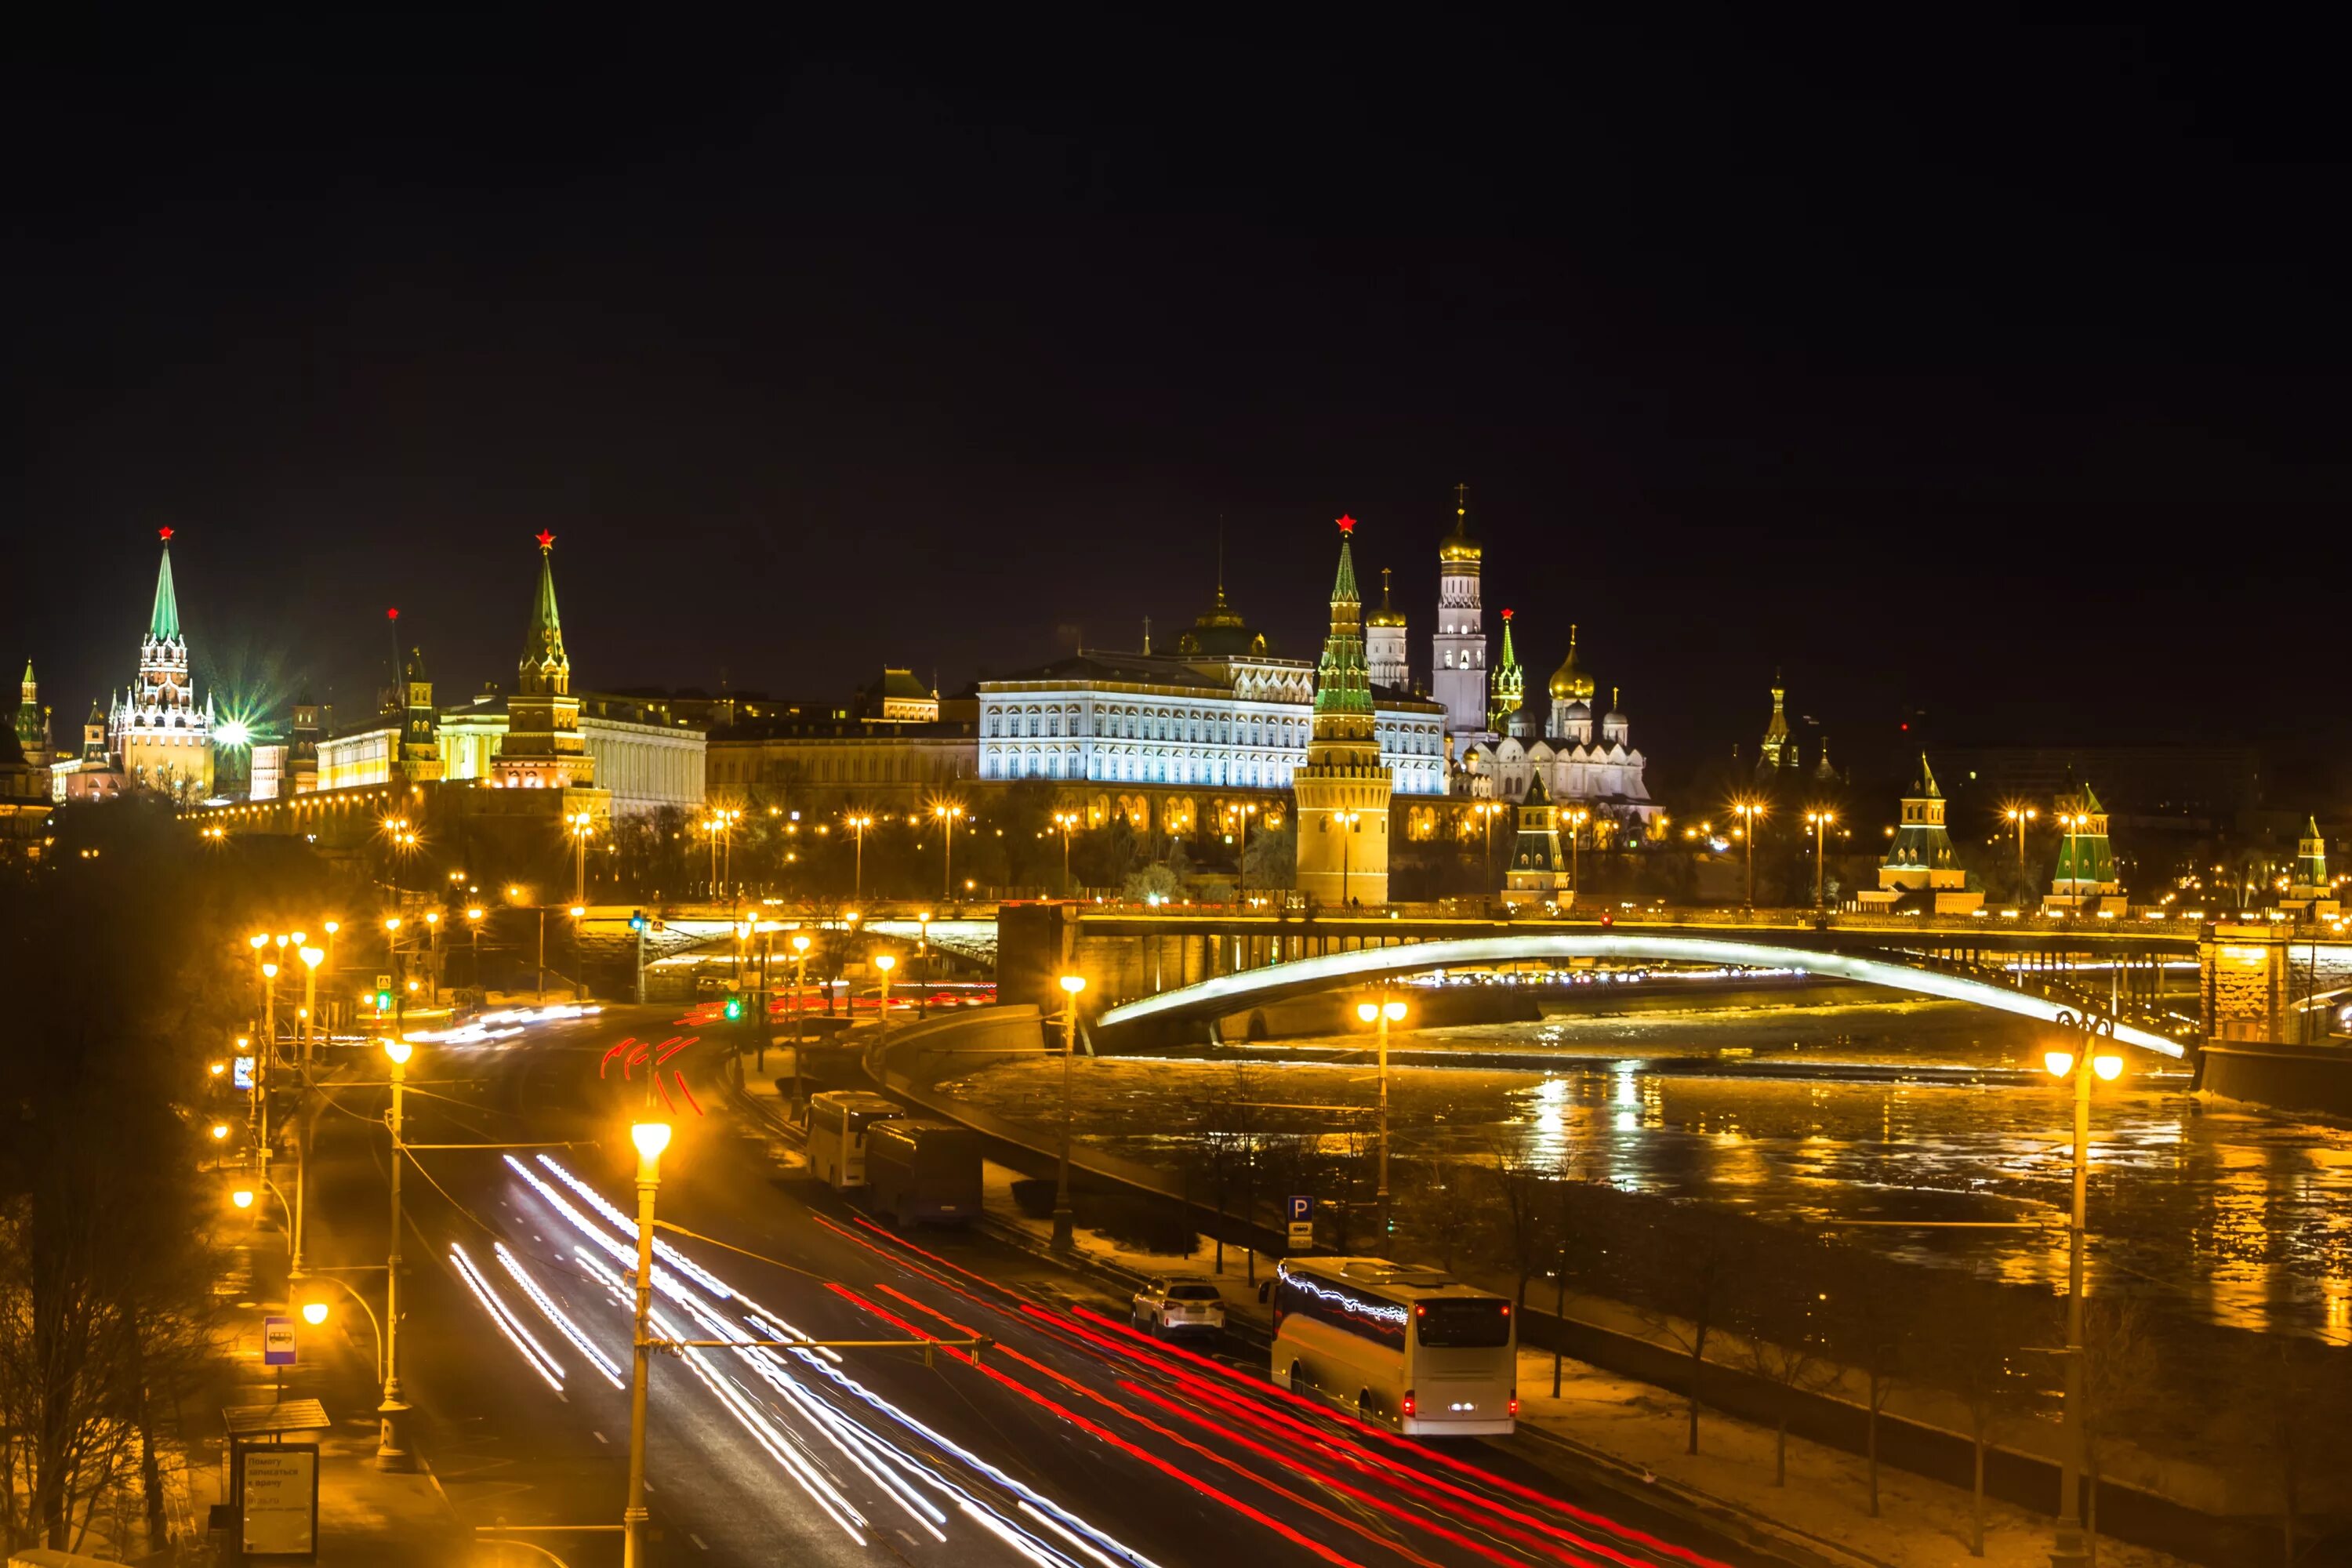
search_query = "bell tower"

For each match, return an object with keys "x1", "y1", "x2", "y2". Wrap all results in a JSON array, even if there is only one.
[{"x1": 1432, "y1": 484, "x2": 1488, "y2": 740}]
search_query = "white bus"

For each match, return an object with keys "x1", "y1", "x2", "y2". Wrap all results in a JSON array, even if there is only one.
[
  {"x1": 805, "y1": 1091, "x2": 903, "y2": 1189},
  {"x1": 1270, "y1": 1258, "x2": 1517, "y2": 1436}
]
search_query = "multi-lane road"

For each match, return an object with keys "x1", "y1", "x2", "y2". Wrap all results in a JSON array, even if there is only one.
[{"x1": 299, "y1": 1003, "x2": 1765, "y2": 1568}]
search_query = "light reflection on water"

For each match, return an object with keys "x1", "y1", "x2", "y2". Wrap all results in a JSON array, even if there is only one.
[{"x1": 938, "y1": 993, "x2": 2352, "y2": 1342}]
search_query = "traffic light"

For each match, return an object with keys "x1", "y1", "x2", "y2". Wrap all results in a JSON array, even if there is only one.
[
  {"x1": 722, "y1": 995, "x2": 744, "y2": 1022},
  {"x1": 628, "y1": 909, "x2": 647, "y2": 933},
  {"x1": 374, "y1": 989, "x2": 394, "y2": 1011}
]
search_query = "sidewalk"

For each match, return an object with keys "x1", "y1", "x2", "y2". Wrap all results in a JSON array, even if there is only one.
[{"x1": 187, "y1": 1222, "x2": 463, "y2": 1564}]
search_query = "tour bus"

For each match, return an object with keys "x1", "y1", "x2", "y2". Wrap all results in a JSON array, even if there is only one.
[
  {"x1": 804, "y1": 1091, "x2": 904, "y2": 1189},
  {"x1": 1270, "y1": 1257, "x2": 1517, "y2": 1436},
  {"x1": 863, "y1": 1120, "x2": 983, "y2": 1229}
]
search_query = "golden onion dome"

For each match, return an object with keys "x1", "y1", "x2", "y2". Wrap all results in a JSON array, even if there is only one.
[
  {"x1": 1439, "y1": 495, "x2": 1480, "y2": 563},
  {"x1": 1548, "y1": 623, "x2": 1595, "y2": 703},
  {"x1": 1367, "y1": 567, "x2": 1407, "y2": 627}
]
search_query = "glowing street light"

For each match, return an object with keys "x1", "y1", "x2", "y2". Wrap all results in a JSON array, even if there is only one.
[
  {"x1": 2043, "y1": 1038, "x2": 2125, "y2": 1567},
  {"x1": 1730, "y1": 800, "x2": 1766, "y2": 906},
  {"x1": 378, "y1": 1035, "x2": 414, "y2": 1469},
  {"x1": 1053, "y1": 809, "x2": 1083, "y2": 896},
  {"x1": 844, "y1": 813, "x2": 874, "y2": 902},
  {"x1": 1803, "y1": 808, "x2": 1837, "y2": 909},
  {"x1": 622, "y1": 1120, "x2": 672, "y2": 1566},
  {"x1": 1356, "y1": 996, "x2": 1408, "y2": 1234},
  {"x1": 1052, "y1": 974, "x2": 1087, "y2": 1250},
  {"x1": 932, "y1": 803, "x2": 967, "y2": 902}
]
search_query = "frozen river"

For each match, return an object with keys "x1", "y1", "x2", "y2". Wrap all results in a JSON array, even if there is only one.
[{"x1": 939, "y1": 989, "x2": 2352, "y2": 1342}]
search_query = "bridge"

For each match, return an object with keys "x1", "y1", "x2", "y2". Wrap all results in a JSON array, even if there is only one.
[{"x1": 1091, "y1": 930, "x2": 2193, "y2": 1056}]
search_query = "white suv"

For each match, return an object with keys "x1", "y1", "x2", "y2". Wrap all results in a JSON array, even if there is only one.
[{"x1": 1131, "y1": 1279, "x2": 1227, "y2": 1337}]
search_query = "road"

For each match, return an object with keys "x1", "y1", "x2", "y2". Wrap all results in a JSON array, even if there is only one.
[{"x1": 298, "y1": 1002, "x2": 1769, "y2": 1568}]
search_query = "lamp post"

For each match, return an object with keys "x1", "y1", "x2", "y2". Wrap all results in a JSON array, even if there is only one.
[
  {"x1": 2005, "y1": 805, "x2": 2039, "y2": 902},
  {"x1": 2043, "y1": 1039, "x2": 2122, "y2": 1568},
  {"x1": 571, "y1": 906, "x2": 588, "y2": 1002},
  {"x1": 2057, "y1": 811, "x2": 2088, "y2": 908},
  {"x1": 845, "y1": 813, "x2": 873, "y2": 902},
  {"x1": 789, "y1": 933, "x2": 811, "y2": 1105},
  {"x1": 1805, "y1": 809, "x2": 1837, "y2": 909},
  {"x1": 1356, "y1": 997, "x2": 1407, "y2": 1237},
  {"x1": 622, "y1": 1120, "x2": 671, "y2": 1568},
  {"x1": 297, "y1": 1285, "x2": 384, "y2": 1383},
  {"x1": 1224, "y1": 802, "x2": 1258, "y2": 901},
  {"x1": 873, "y1": 952, "x2": 895, "y2": 1050},
  {"x1": 1051, "y1": 974, "x2": 1085, "y2": 1250},
  {"x1": 568, "y1": 809, "x2": 596, "y2": 906},
  {"x1": 465, "y1": 906, "x2": 485, "y2": 990},
  {"x1": 258, "y1": 957, "x2": 280, "y2": 1201},
  {"x1": 933, "y1": 804, "x2": 966, "y2": 902},
  {"x1": 379, "y1": 1036, "x2": 414, "y2": 1469},
  {"x1": 1566, "y1": 808, "x2": 1590, "y2": 905},
  {"x1": 422, "y1": 910, "x2": 441, "y2": 1005},
  {"x1": 916, "y1": 912, "x2": 933, "y2": 1020},
  {"x1": 321, "y1": 919, "x2": 339, "y2": 982},
  {"x1": 1732, "y1": 800, "x2": 1764, "y2": 906},
  {"x1": 1335, "y1": 809, "x2": 1361, "y2": 908},
  {"x1": 1054, "y1": 810, "x2": 1081, "y2": 896},
  {"x1": 291, "y1": 945, "x2": 325, "y2": 1279}
]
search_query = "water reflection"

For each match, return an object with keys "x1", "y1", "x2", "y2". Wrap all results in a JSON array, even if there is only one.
[{"x1": 938, "y1": 993, "x2": 2352, "y2": 1343}]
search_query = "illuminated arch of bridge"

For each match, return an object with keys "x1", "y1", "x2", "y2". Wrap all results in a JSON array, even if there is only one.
[{"x1": 1093, "y1": 932, "x2": 2187, "y2": 1058}]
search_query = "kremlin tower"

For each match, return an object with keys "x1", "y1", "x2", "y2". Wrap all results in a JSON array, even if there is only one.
[
  {"x1": 494, "y1": 532, "x2": 595, "y2": 789},
  {"x1": 110, "y1": 529, "x2": 214, "y2": 802},
  {"x1": 1295, "y1": 515, "x2": 1391, "y2": 906},
  {"x1": 1488, "y1": 608, "x2": 1528, "y2": 735},
  {"x1": 1432, "y1": 484, "x2": 1489, "y2": 742},
  {"x1": 1366, "y1": 568, "x2": 1409, "y2": 689}
]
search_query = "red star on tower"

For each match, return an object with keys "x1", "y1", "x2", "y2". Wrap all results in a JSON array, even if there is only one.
[
  {"x1": 1334, "y1": 514, "x2": 1356, "y2": 534},
  {"x1": 1502, "y1": 608, "x2": 1514, "y2": 620},
  {"x1": 387, "y1": 607, "x2": 400, "y2": 622},
  {"x1": 535, "y1": 530, "x2": 557, "y2": 551},
  {"x1": 158, "y1": 527, "x2": 174, "y2": 542}
]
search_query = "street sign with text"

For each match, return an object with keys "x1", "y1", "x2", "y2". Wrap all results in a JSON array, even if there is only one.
[{"x1": 1286, "y1": 1195, "x2": 1314, "y2": 1250}]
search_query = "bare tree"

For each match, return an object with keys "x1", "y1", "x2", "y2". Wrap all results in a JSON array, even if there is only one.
[
  {"x1": 2078, "y1": 1296, "x2": 2154, "y2": 1568},
  {"x1": 1636, "y1": 1214, "x2": 1748, "y2": 1457},
  {"x1": 1918, "y1": 1286, "x2": 2048, "y2": 1556},
  {"x1": 1826, "y1": 1256, "x2": 1915, "y2": 1519},
  {"x1": 1480, "y1": 1132, "x2": 1548, "y2": 1311},
  {"x1": 1730, "y1": 1240, "x2": 1839, "y2": 1486}
]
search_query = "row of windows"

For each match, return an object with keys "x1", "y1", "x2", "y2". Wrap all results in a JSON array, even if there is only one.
[
  {"x1": 982, "y1": 747, "x2": 1445, "y2": 793},
  {"x1": 987, "y1": 709, "x2": 1445, "y2": 757}
]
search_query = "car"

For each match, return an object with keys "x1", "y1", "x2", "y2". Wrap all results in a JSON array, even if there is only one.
[{"x1": 1131, "y1": 1278, "x2": 1227, "y2": 1336}]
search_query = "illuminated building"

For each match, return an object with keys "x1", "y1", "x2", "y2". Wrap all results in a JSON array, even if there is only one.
[
  {"x1": 2047, "y1": 779, "x2": 2125, "y2": 913},
  {"x1": 1857, "y1": 754, "x2": 1983, "y2": 913},
  {"x1": 1487, "y1": 608, "x2": 1528, "y2": 735},
  {"x1": 1366, "y1": 568, "x2": 1408, "y2": 689},
  {"x1": 108, "y1": 529, "x2": 215, "y2": 802},
  {"x1": 1432, "y1": 484, "x2": 1491, "y2": 743},
  {"x1": 1755, "y1": 669, "x2": 1800, "y2": 781},
  {"x1": 494, "y1": 532, "x2": 593, "y2": 790},
  {"x1": 15, "y1": 662, "x2": 49, "y2": 768},
  {"x1": 1500, "y1": 771, "x2": 1571, "y2": 909},
  {"x1": 1459, "y1": 623, "x2": 1661, "y2": 838},
  {"x1": 860, "y1": 670, "x2": 940, "y2": 724},
  {"x1": 2281, "y1": 817, "x2": 2339, "y2": 920},
  {"x1": 1294, "y1": 516, "x2": 1391, "y2": 906}
]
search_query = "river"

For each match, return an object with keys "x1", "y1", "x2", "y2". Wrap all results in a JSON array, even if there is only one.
[{"x1": 937, "y1": 987, "x2": 2352, "y2": 1342}]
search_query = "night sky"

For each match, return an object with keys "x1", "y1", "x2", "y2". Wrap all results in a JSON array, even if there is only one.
[{"x1": 5, "y1": 32, "x2": 2346, "y2": 793}]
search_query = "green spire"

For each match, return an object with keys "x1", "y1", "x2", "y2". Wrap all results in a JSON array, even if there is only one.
[
  {"x1": 519, "y1": 532, "x2": 570, "y2": 692},
  {"x1": 148, "y1": 534, "x2": 181, "y2": 642},
  {"x1": 1312, "y1": 517, "x2": 1374, "y2": 726},
  {"x1": 1489, "y1": 608, "x2": 1526, "y2": 730}
]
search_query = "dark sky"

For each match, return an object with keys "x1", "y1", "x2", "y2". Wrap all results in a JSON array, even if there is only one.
[{"x1": 5, "y1": 31, "x2": 2346, "y2": 792}]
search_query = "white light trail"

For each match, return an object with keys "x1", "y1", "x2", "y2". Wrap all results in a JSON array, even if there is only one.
[
  {"x1": 535, "y1": 1152, "x2": 733, "y2": 1298},
  {"x1": 494, "y1": 1241, "x2": 625, "y2": 1388},
  {"x1": 448, "y1": 1243, "x2": 565, "y2": 1390}
]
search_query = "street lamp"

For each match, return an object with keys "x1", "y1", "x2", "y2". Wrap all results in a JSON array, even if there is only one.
[
  {"x1": 296, "y1": 1281, "x2": 385, "y2": 1382},
  {"x1": 622, "y1": 1120, "x2": 672, "y2": 1568},
  {"x1": 1051, "y1": 974, "x2": 1086, "y2": 1250},
  {"x1": 844, "y1": 813, "x2": 873, "y2": 902},
  {"x1": 2004, "y1": 805, "x2": 2039, "y2": 902},
  {"x1": 916, "y1": 912, "x2": 933, "y2": 1020},
  {"x1": 1565, "y1": 808, "x2": 1591, "y2": 905},
  {"x1": 567, "y1": 808, "x2": 596, "y2": 905},
  {"x1": 464, "y1": 906, "x2": 485, "y2": 990},
  {"x1": 1731, "y1": 800, "x2": 1766, "y2": 906},
  {"x1": 932, "y1": 804, "x2": 967, "y2": 902},
  {"x1": 1804, "y1": 809, "x2": 1837, "y2": 909},
  {"x1": 1222, "y1": 802, "x2": 1258, "y2": 900},
  {"x1": 2044, "y1": 1040, "x2": 2124, "y2": 1568},
  {"x1": 872, "y1": 951, "x2": 896, "y2": 1048},
  {"x1": 2056, "y1": 811, "x2": 2089, "y2": 907},
  {"x1": 1054, "y1": 810, "x2": 1082, "y2": 896},
  {"x1": 379, "y1": 1036, "x2": 414, "y2": 1470},
  {"x1": 1356, "y1": 996, "x2": 1407, "y2": 1236},
  {"x1": 788, "y1": 931, "x2": 812, "y2": 1104},
  {"x1": 291, "y1": 945, "x2": 325, "y2": 1277}
]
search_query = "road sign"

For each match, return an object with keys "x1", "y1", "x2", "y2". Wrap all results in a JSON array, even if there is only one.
[
  {"x1": 233, "y1": 1055, "x2": 256, "y2": 1090},
  {"x1": 262, "y1": 1316, "x2": 297, "y2": 1368},
  {"x1": 375, "y1": 973, "x2": 392, "y2": 992},
  {"x1": 1286, "y1": 1195, "x2": 1314, "y2": 1250}
]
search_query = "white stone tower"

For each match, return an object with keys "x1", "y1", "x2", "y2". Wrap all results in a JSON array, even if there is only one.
[
  {"x1": 1366, "y1": 567, "x2": 1409, "y2": 688},
  {"x1": 1431, "y1": 483, "x2": 1488, "y2": 741}
]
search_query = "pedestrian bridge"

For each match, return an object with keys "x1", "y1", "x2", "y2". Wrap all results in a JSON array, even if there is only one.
[{"x1": 1091, "y1": 932, "x2": 2190, "y2": 1057}]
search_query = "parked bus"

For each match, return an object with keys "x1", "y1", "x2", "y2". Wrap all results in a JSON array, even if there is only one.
[
  {"x1": 1269, "y1": 1257, "x2": 1516, "y2": 1435},
  {"x1": 804, "y1": 1091, "x2": 903, "y2": 1189},
  {"x1": 863, "y1": 1120, "x2": 983, "y2": 1229}
]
